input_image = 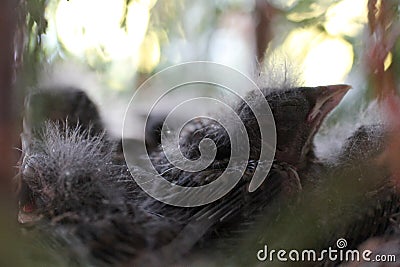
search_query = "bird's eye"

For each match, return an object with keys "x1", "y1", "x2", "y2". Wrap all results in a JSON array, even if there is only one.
[{"x1": 22, "y1": 163, "x2": 37, "y2": 182}]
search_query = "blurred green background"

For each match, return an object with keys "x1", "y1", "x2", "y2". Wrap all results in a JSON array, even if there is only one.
[
  {"x1": 22, "y1": 0, "x2": 388, "y2": 140},
  {"x1": 32, "y1": 0, "x2": 367, "y2": 87}
]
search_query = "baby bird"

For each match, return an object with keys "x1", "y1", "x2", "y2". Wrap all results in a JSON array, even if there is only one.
[
  {"x1": 18, "y1": 88, "x2": 181, "y2": 265},
  {"x1": 150, "y1": 85, "x2": 351, "y2": 184},
  {"x1": 24, "y1": 87, "x2": 104, "y2": 137},
  {"x1": 144, "y1": 85, "x2": 350, "y2": 248},
  {"x1": 326, "y1": 124, "x2": 400, "y2": 266},
  {"x1": 325, "y1": 124, "x2": 394, "y2": 250},
  {"x1": 18, "y1": 123, "x2": 181, "y2": 265}
]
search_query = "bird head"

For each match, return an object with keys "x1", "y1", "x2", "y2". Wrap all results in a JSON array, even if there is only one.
[
  {"x1": 16, "y1": 122, "x2": 123, "y2": 224},
  {"x1": 17, "y1": 88, "x2": 109, "y2": 223},
  {"x1": 25, "y1": 88, "x2": 103, "y2": 138},
  {"x1": 237, "y1": 84, "x2": 351, "y2": 169}
]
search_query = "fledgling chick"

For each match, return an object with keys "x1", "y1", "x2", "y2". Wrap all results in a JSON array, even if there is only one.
[
  {"x1": 343, "y1": 168, "x2": 400, "y2": 266},
  {"x1": 320, "y1": 124, "x2": 400, "y2": 266},
  {"x1": 144, "y1": 85, "x2": 350, "y2": 251},
  {"x1": 150, "y1": 85, "x2": 351, "y2": 183},
  {"x1": 19, "y1": 88, "x2": 183, "y2": 265},
  {"x1": 25, "y1": 87, "x2": 104, "y2": 137},
  {"x1": 326, "y1": 124, "x2": 395, "y2": 240},
  {"x1": 17, "y1": 123, "x2": 180, "y2": 265}
]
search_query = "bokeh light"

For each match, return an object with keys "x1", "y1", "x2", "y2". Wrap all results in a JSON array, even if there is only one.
[
  {"x1": 282, "y1": 28, "x2": 354, "y2": 86},
  {"x1": 43, "y1": 0, "x2": 370, "y2": 92},
  {"x1": 325, "y1": 0, "x2": 368, "y2": 36},
  {"x1": 51, "y1": 0, "x2": 159, "y2": 90}
]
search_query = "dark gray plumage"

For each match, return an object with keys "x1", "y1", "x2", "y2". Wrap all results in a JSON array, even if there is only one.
[
  {"x1": 18, "y1": 123, "x2": 181, "y2": 265},
  {"x1": 17, "y1": 84, "x2": 351, "y2": 265},
  {"x1": 24, "y1": 88, "x2": 104, "y2": 137},
  {"x1": 322, "y1": 124, "x2": 400, "y2": 266},
  {"x1": 220, "y1": 123, "x2": 398, "y2": 267},
  {"x1": 144, "y1": 85, "x2": 351, "y2": 248},
  {"x1": 18, "y1": 88, "x2": 181, "y2": 265}
]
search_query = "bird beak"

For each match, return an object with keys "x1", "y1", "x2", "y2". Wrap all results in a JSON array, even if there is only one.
[
  {"x1": 307, "y1": 84, "x2": 351, "y2": 124},
  {"x1": 17, "y1": 118, "x2": 40, "y2": 225},
  {"x1": 295, "y1": 84, "x2": 351, "y2": 168}
]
